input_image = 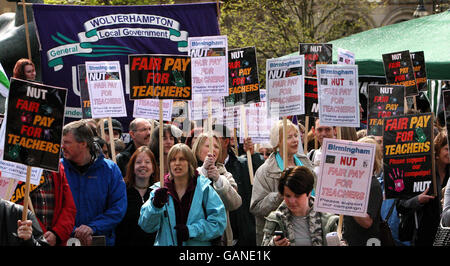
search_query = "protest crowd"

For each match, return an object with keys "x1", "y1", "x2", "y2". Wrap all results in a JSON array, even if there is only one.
[{"x1": 1, "y1": 3, "x2": 450, "y2": 249}]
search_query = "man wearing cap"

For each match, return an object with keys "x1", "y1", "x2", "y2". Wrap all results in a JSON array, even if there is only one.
[
  {"x1": 103, "y1": 119, "x2": 123, "y2": 144},
  {"x1": 116, "y1": 118, "x2": 152, "y2": 177}
]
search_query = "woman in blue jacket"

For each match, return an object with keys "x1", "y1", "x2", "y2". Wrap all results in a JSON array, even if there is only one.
[{"x1": 138, "y1": 143, "x2": 227, "y2": 246}]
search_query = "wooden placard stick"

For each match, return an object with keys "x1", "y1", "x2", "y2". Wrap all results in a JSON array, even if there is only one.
[
  {"x1": 208, "y1": 97, "x2": 213, "y2": 154},
  {"x1": 241, "y1": 105, "x2": 254, "y2": 185},
  {"x1": 159, "y1": 100, "x2": 164, "y2": 187},
  {"x1": 5, "y1": 179, "x2": 16, "y2": 200},
  {"x1": 107, "y1": 117, "x2": 116, "y2": 163},
  {"x1": 21, "y1": 166, "x2": 32, "y2": 221},
  {"x1": 282, "y1": 117, "x2": 288, "y2": 170},
  {"x1": 21, "y1": 0, "x2": 32, "y2": 60},
  {"x1": 335, "y1": 126, "x2": 343, "y2": 238},
  {"x1": 337, "y1": 214, "x2": 343, "y2": 239},
  {"x1": 413, "y1": 95, "x2": 418, "y2": 111},
  {"x1": 100, "y1": 118, "x2": 105, "y2": 140},
  {"x1": 336, "y1": 126, "x2": 342, "y2": 140},
  {"x1": 304, "y1": 116, "x2": 309, "y2": 154}
]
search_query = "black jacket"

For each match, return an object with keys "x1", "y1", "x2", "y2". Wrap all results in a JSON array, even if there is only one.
[
  {"x1": 115, "y1": 141, "x2": 137, "y2": 177},
  {"x1": 0, "y1": 199, "x2": 48, "y2": 246},
  {"x1": 226, "y1": 151, "x2": 264, "y2": 246},
  {"x1": 115, "y1": 187, "x2": 156, "y2": 246}
]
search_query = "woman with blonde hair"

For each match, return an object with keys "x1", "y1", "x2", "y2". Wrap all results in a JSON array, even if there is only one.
[
  {"x1": 192, "y1": 132, "x2": 242, "y2": 246},
  {"x1": 250, "y1": 119, "x2": 315, "y2": 245}
]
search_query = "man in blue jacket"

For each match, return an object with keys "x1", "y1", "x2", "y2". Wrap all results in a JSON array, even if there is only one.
[{"x1": 61, "y1": 120, "x2": 127, "y2": 246}]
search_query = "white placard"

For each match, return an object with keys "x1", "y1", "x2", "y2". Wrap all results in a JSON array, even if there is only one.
[
  {"x1": 316, "y1": 64, "x2": 359, "y2": 127},
  {"x1": 266, "y1": 55, "x2": 305, "y2": 117},
  {"x1": 86, "y1": 61, "x2": 127, "y2": 118},
  {"x1": 314, "y1": 138, "x2": 375, "y2": 217},
  {"x1": 133, "y1": 99, "x2": 173, "y2": 121},
  {"x1": 240, "y1": 101, "x2": 276, "y2": 144},
  {"x1": 337, "y1": 48, "x2": 355, "y2": 65},
  {"x1": 188, "y1": 94, "x2": 223, "y2": 121},
  {"x1": 220, "y1": 106, "x2": 240, "y2": 132},
  {"x1": 188, "y1": 35, "x2": 229, "y2": 97}
]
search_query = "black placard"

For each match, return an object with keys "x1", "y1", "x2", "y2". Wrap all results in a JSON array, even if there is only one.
[
  {"x1": 225, "y1": 47, "x2": 260, "y2": 107},
  {"x1": 367, "y1": 85, "x2": 405, "y2": 136},
  {"x1": 299, "y1": 43, "x2": 332, "y2": 77},
  {"x1": 410, "y1": 51, "x2": 428, "y2": 92},
  {"x1": 129, "y1": 54, "x2": 192, "y2": 100},
  {"x1": 4, "y1": 78, "x2": 67, "y2": 171},
  {"x1": 383, "y1": 112, "x2": 435, "y2": 199},
  {"x1": 78, "y1": 64, "x2": 92, "y2": 119},
  {"x1": 382, "y1": 50, "x2": 418, "y2": 96},
  {"x1": 304, "y1": 77, "x2": 318, "y2": 117}
]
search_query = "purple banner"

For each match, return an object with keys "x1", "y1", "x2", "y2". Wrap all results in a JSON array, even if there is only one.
[{"x1": 32, "y1": 3, "x2": 220, "y2": 130}]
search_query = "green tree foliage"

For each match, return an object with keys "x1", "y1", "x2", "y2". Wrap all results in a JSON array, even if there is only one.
[
  {"x1": 219, "y1": 0, "x2": 378, "y2": 87},
  {"x1": 42, "y1": 0, "x2": 377, "y2": 87}
]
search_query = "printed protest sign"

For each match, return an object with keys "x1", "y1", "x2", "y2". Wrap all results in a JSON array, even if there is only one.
[
  {"x1": 188, "y1": 94, "x2": 223, "y2": 121},
  {"x1": 133, "y1": 99, "x2": 173, "y2": 121},
  {"x1": 77, "y1": 64, "x2": 92, "y2": 119},
  {"x1": 410, "y1": 51, "x2": 428, "y2": 92},
  {"x1": 314, "y1": 138, "x2": 376, "y2": 217},
  {"x1": 383, "y1": 113, "x2": 435, "y2": 199},
  {"x1": 299, "y1": 43, "x2": 332, "y2": 77},
  {"x1": 220, "y1": 106, "x2": 240, "y2": 135},
  {"x1": 266, "y1": 55, "x2": 305, "y2": 117},
  {"x1": 240, "y1": 101, "x2": 277, "y2": 144},
  {"x1": 86, "y1": 61, "x2": 127, "y2": 118},
  {"x1": 188, "y1": 35, "x2": 229, "y2": 97},
  {"x1": 382, "y1": 50, "x2": 418, "y2": 96},
  {"x1": 129, "y1": 54, "x2": 192, "y2": 100},
  {"x1": 304, "y1": 77, "x2": 318, "y2": 117},
  {"x1": 337, "y1": 48, "x2": 355, "y2": 65},
  {"x1": 367, "y1": 85, "x2": 405, "y2": 136},
  {"x1": 316, "y1": 64, "x2": 360, "y2": 127},
  {"x1": 3, "y1": 78, "x2": 67, "y2": 172},
  {"x1": 225, "y1": 47, "x2": 260, "y2": 107}
]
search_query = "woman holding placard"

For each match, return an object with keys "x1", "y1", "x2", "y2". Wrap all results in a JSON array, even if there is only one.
[
  {"x1": 192, "y1": 132, "x2": 242, "y2": 246},
  {"x1": 261, "y1": 166, "x2": 339, "y2": 246},
  {"x1": 138, "y1": 143, "x2": 227, "y2": 246},
  {"x1": 115, "y1": 146, "x2": 158, "y2": 246},
  {"x1": 342, "y1": 136, "x2": 383, "y2": 246},
  {"x1": 250, "y1": 119, "x2": 315, "y2": 245}
]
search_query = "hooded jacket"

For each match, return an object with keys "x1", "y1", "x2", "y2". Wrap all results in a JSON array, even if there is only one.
[
  {"x1": 138, "y1": 174, "x2": 227, "y2": 246},
  {"x1": 61, "y1": 151, "x2": 127, "y2": 246}
]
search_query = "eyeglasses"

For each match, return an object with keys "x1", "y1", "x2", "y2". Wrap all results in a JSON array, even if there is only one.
[{"x1": 134, "y1": 127, "x2": 151, "y2": 133}]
